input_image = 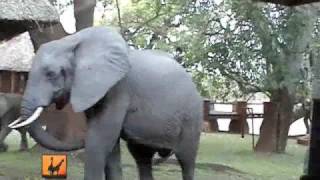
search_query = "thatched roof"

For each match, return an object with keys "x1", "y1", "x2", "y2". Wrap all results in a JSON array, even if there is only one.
[
  {"x1": 0, "y1": 0, "x2": 58, "y2": 22},
  {"x1": 0, "y1": 0, "x2": 59, "y2": 41},
  {"x1": 0, "y1": 32, "x2": 34, "y2": 72}
]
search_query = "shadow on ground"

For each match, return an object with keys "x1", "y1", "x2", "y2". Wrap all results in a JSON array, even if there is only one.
[{"x1": 153, "y1": 158, "x2": 246, "y2": 174}]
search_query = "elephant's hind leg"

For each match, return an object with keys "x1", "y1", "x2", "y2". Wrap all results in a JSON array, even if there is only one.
[
  {"x1": 0, "y1": 126, "x2": 11, "y2": 152},
  {"x1": 127, "y1": 142, "x2": 155, "y2": 180},
  {"x1": 175, "y1": 129, "x2": 201, "y2": 180}
]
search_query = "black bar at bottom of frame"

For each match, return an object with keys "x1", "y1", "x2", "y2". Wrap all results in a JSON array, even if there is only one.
[{"x1": 300, "y1": 174, "x2": 320, "y2": 180}]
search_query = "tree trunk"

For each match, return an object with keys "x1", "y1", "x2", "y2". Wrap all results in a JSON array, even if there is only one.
[
  {"x1": 277, "y1": 89, "x2": 294, "y2": 152},
  {"x1": 28, "y1": 0, "x2": 96, "y2": 149},
  {"x1": 254, "y1": 102, "x2": 278, "y2": 152},
  {"x1": 74, "y1": 0, "x2": 96, "y2": 31},
  {"x1": 255, "y1": 88, "x2": 294, "y2": 153}
]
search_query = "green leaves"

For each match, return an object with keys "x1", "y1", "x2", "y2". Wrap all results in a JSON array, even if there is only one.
[{"x1": 99, "y1": 0, "x2": 318, "y2": 101}]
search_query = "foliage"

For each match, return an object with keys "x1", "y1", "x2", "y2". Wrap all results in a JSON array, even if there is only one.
[
  {"x1": 98, "y1": 1, "x2": 319, "y2": 103},
  {"x1": 96, "y1": 0, "x2": 320, "y2": 152},
  {"x1": 54, "y1": 0, "x2": 320, "y2": 102}
]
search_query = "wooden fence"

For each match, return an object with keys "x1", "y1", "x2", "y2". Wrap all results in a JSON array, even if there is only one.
[
  {"x1": 0, "y1": 70, "x2": 28, "y2": 94},
  {"x1": 203, "y1": 100, "x2": 266, "y2": 137}
]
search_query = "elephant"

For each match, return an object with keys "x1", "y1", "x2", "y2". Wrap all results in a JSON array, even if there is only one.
[
  {"x1": 9, "y1": 26, "x2": 203, "y2": 180},
  {"x1": 0, "y1": 93, "x2": 28, "y2": 152}
]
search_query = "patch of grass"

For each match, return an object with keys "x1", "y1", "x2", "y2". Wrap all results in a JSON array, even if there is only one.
[
  {"x1": 198, "y1": 134, "x2": 307, "y2": 180},
  {"x1": 0, "y1": 132, "x2": 307, "y2": 179}
]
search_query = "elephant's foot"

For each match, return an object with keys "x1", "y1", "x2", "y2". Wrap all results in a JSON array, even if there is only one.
[{"x1": 0, "y1": 143, "x2": 8, "y2": 152}]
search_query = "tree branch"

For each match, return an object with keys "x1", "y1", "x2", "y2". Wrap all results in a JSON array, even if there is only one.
[
  {"x1": 126, "y1": 2, "x2": 164, "y2": 39},
  {"x1": 115, "y1": 0, "x2": 123, "y2": 32},
  {"x1": 211, "y1": 60, "x2": 266, "y2": 94}
]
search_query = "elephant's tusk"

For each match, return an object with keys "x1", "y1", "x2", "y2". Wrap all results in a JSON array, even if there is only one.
[
  {"x1": 9, "y1": 107, "x2": 44, "y2": 129},
  {"x1": 8, "y1": 117, "x2": 22, "y2": 127}
]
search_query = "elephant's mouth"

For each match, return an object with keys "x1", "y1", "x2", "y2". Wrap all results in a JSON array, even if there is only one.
[
  {"x1": 8, "y1": 92, "x2": 70, "y2": 128},
  {"x1": 54, "y1": 92, "x2": 70, "y2": 110}
]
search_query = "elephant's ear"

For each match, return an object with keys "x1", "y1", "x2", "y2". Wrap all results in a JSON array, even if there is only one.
[{"x1": 70, "y1": 35, "x2": 130, "y2": 112}]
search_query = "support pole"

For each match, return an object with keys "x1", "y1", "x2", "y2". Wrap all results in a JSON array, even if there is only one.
[
  {"x1": 300, "y1": 100, "x2": 320, "y2": 180},
  {"x1": 229, "y1": 101, "x2": 248, "y2": 136},
  {"x1": 203, "y1": 99, "x2": 210, "y2": 122},
  {"x1": 247, "y1": 107, "x2": 255, "y2": 150}
]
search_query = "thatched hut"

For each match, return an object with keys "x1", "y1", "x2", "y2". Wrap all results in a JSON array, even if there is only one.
[
  {"x1": 0, "y1": 0, "x2": 59, "y2": 41},
  {"x1": 0, "y1": 0, "x2": 58, "y2": 93},
  {"x1": 0, "y1": 32, "x2": 33, "y2": 94}
]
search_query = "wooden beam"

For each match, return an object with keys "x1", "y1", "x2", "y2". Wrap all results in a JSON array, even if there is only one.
[
  {"x1": 19, "y1": 73, "x2": 24, "y2": 94},
  {"x1": 10, "y1": 72, "x2": 16, "y2": 93},
  {"x1": 203, "y1": 99, "x2": 210, "y2": 122}
]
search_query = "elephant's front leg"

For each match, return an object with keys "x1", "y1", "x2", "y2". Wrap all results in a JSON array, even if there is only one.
[
  {"x1": 105, "y1": 140, "x2": 122, "y2": 180},
  {"x1": 18, "y1": 128, "x2": 28, "y2": 151},
  {"x1": 84, "y1": 91, "x2": 129, "y2": 180}
]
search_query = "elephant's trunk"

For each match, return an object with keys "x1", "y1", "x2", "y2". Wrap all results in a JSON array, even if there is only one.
[
  {"x1": 28, "y1": 120, "x2": 85, "y2": 151},
  {"x1": 15, "y1": 101, "x2": 85, "y2": 151}
]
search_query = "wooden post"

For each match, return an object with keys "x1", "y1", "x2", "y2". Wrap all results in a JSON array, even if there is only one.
[
  {"x1": 19, "y1": 73, "x2": 24, "y2": 94},
  {"x1": 229, "y1": 101, "x2": 248, "y2": 135},
  {"x1": 238, "y1": 101, "x2": 247, "y2": 138},
  {"x1": 203, "y1": 99, "x2": 211, "y2": 132},
  {"x1": 202, "y1": 99, "x2": 218, "y2": 132},
  {"x1": 209, "y1": 103, "x2": 218, "y2": 132},
  {"x1": 2, "y1": 71, "x2": 10, "y2": 93},
  {"x1": 203, "y1": 99, "x2": 210, "y2": 122},
  {"x1": 10, "y1": 72, "x2": 16, "y2": 93}
]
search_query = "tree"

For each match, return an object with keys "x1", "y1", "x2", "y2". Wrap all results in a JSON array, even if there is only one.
[
  {"x1": 104, "y1": 0, "x2": 319, "y2": 152},
  {"x1": 230, "y1": 0, "x2": 318, "y2": 152}
]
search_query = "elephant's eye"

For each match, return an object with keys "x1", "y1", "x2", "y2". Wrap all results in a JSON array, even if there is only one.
[
  {"x1": 61, "y1": 69, "x2": 66, "y2": 78},
  {"x1": 46, "y1": 71, "x2": 57, "y2": 80}
]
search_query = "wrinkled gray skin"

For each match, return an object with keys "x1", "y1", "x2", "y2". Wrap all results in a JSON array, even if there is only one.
[
  {"x1": 0, "y1": 93, "x2": 28, "y2": 152},
  {"x1": 18, "y1": 27, "x2": 202, "y2": 180}
]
